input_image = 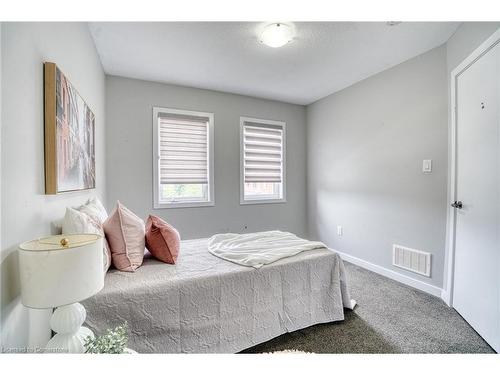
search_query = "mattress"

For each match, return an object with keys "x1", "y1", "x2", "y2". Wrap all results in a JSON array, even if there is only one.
[{"x1": 83, "y1": 237, "x2": 354, "y2": 353}]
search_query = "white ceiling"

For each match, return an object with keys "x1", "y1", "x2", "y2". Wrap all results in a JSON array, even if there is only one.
[{"x1": 89, "y1": 22, "x2": 459, "y2": 105}]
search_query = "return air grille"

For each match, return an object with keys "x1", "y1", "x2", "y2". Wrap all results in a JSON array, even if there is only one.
[{"x1": 392, "y1": 244, "x2": 431, "y2": 277}]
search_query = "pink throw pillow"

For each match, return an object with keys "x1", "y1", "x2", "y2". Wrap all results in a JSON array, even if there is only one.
[
  {"x1": 145, "y1": 215, "x2": 180, "y2": 264},
  {"x1": 103, "y1": 201, "x2": 145, "y2": 272}
]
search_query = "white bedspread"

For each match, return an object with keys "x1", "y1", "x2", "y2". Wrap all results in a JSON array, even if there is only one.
[{"x1": 208, "y1": 230, "x2": 326, "y2": 268}]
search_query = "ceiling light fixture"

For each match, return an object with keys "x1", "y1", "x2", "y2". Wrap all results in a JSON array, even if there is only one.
[{"x1": 260, "y1": 23, "x2": 294, "y2": 48}]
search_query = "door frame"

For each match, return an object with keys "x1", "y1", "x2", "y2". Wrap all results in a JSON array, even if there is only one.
[{"x1": 443, "y1": 28, "x2": 500, "y2": 306}]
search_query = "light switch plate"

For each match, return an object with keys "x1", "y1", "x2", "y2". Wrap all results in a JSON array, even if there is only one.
[{"x1": 423, "y1": 159, "x2": 432, "y2": 173}]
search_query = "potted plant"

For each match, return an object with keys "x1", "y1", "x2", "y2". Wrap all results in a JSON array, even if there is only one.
[{"x1": 84, "y1": 323, "x2": 135, "y2": 354}]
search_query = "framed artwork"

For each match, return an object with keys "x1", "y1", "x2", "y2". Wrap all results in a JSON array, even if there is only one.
[{"x1": 44, "y1": 62, "x2": 96, "y2": 194}]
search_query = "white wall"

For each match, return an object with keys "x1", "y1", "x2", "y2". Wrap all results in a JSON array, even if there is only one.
[
  {"x1": 105, "y1": 76, "x2": 307, "y2": 239},
  {"x1": 0, "y1": 23, "x2": 106, "y2": 351},
  {"x1": 307, "y1": 46, "x2": 448, "y2": 288}
]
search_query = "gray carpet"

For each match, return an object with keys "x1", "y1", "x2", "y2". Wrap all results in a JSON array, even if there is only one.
[{"x1": 242, "y1": 262, "x2": 495, "y2": 353}]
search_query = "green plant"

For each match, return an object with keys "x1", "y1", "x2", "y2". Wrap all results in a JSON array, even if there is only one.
[{"x1": 84, "y1": 322, "x2": 129, "y2": 354}]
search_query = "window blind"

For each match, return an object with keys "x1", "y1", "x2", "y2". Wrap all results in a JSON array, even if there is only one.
[
  {"x1": 243, "y1": 122, "x2": 283, "y2": 183},
  {"x1": 158, "y1": 114, "x2": 209, "y2": 185}
]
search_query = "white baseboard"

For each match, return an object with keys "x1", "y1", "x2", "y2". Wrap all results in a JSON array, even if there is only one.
[
  {"x1": 441, "y1": 289, "x2": 451, "y2": 306},
  {"x1": 335, "y1": 250, "x2": 443, "y2": 298}
]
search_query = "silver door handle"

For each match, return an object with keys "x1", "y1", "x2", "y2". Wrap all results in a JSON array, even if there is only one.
[{"x1": 451, "y1": 201, "x2": 463, "y2": 209}]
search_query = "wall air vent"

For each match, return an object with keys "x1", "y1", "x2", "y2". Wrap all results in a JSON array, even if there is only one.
[{"x1": 392, "y1": 244, "x2": 431, "y2": 277}]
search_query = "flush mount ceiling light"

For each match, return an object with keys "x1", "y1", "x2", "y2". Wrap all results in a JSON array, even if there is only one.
[{"x1": 260, "y1": 23, "x2": 294, "y2": 48}]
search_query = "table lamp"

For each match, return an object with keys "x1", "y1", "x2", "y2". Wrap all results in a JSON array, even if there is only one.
[{"x1": 19, "y1": 233, "x2": 104, "y2": 353}]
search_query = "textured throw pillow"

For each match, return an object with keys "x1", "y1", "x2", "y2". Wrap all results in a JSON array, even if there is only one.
[
  {"x1": 145, "y1": 215, "x2": 180, "y2": 264},
  {"x1": 79, "y1": 197, "x2": 108, "y2": 224},
  {"x1": 62, "y1": 207, "x2": 112, "y2": 273},
  {"x1": 103, "y1": 201, "x2": 145, "y2": 272}
]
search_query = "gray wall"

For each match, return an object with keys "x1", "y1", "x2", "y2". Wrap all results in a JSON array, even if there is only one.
[
  {"x1": 105, "y1": 76, "x2": 307, "y2": 240},
  {"x1": 447, "y1": 22, "x2": 500, "y2": 73},
  {"x1": 307, "y1": 46, "x2": 448, "y2": 287},
  {"x1": 0, "y1": 23, "x2": 106, "y2": 350}
]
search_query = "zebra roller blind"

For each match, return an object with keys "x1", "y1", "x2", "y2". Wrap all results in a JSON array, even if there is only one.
[
  {"x1": 243, "y1": 120, "x2": 284, "y2": 183},
  {"x1": 158, "y1": 113, "x2": 209, "y2": 185}
]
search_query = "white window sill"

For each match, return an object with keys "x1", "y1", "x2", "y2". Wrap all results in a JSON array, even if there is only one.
[
  {"x1": 154, "y1": 200, "x2": 215, "y2": 209},
  {"x1": 240, "y1": 198, "x2": 287, "y2": 205}
]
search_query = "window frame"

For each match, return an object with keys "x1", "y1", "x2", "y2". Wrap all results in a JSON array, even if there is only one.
[
  {"x1": 153, "y1": 106, "x2": 215, "y2": 209},
  {"x1": 240, "y1": 116, "x2": 287, "y2": 205}
]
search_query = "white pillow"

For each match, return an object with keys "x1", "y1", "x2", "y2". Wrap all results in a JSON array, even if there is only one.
[
  {"x1": 62, "y1": 207, "x2": 112, "y2": 273},
  {"x1": 78, "y1": 197, "x2": 108, "y2": 224}
]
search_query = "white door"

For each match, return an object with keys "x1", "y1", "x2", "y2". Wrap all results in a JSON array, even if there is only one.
[{"x1": 453, "y1": 41, "x2": 500, "y2": 352}]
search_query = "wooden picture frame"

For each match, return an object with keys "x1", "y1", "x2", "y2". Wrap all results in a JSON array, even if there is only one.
[{"x1": 44, "y1": 62, "x2": 96, "y2": 194}]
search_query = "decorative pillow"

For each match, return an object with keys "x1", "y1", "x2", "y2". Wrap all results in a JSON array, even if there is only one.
[
  {"x1": 78, "y1": 197, "x2": 108, "y2": 224},
  {"x1": 103, "y1": 201, "x2": 145, "y2": 272},
  {"x1": 62, "y1": 207, "x2": 112, "y2": 273},
  {"x1": 145, "y1": 215, "x2": 180, "y2": 264}
]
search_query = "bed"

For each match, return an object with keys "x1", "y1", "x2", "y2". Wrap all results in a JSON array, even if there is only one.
[{"x1": 83, "y1": 236, "x2": 354, "y2": 353}]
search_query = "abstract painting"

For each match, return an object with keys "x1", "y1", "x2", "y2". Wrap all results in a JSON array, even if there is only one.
[{"x1": 44, "y1": 62, "x2": 95, "y2": 194}]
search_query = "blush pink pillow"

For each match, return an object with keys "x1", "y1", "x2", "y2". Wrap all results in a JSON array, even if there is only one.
[
  {"x1": 145, "y1": 215, "x2": 180, "y2": 264},
  {"x1": 103, "y1": 201, "x2": 145, "y2": 272}
]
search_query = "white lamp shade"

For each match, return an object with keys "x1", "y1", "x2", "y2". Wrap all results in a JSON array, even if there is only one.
[{"x1": 19, "y1": 234, "x2": 104, "y2": 309}]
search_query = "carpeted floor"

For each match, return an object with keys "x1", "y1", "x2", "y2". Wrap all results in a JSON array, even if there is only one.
[{"x1": 242, "y1": 262, "x2": 495, "y2": 354}]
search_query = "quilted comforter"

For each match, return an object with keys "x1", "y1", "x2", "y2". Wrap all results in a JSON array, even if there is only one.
[{"x1": 83, "y1": 236, "x2": 354, "y2": 353}]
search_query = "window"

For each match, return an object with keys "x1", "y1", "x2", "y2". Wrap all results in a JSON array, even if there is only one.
[
  {"x1": 153, "y1": 107, "x2": 214, "y2": 208},
  {"x1": 240, "y1": 117, "x2": 286, "y2": 204}
]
